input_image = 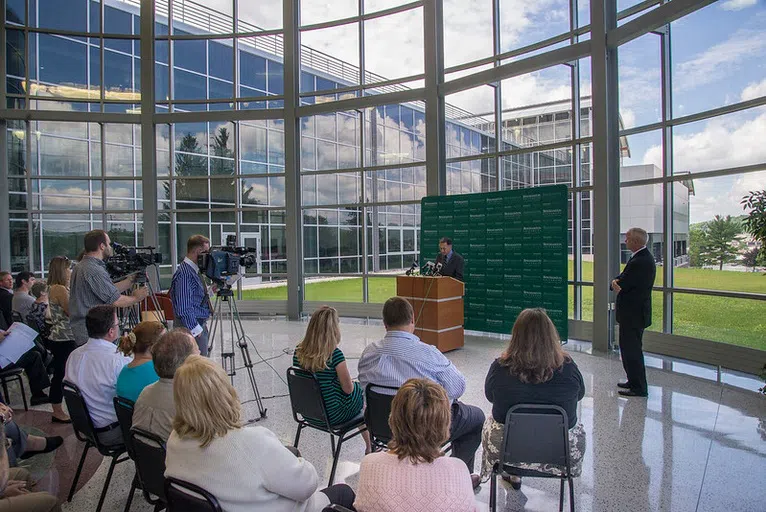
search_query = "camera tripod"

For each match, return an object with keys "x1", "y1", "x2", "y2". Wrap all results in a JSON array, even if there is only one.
[
  {"x1": 119, "y1": 270, "x2": 168, "y2": 332},
  {"x1": 208, "y1": 286, "x2": 267, "y2": 423}
]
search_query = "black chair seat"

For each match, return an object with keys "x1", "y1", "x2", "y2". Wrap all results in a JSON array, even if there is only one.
[
  {"x1": 63, "y1": 380, "x2": 130, "y2": 512},
  {"x1": 489, "y1": 404, "x2": 575, "y2": 512},
  {"x1": 330, "y1": 412, "x2": 365, "y2": 433},
  {"x1": 287, "y1": 367, "x2": 367, "y2": 486},
  {"x1": 0, "y1": 367, "x2": 28, "y2": 411}
]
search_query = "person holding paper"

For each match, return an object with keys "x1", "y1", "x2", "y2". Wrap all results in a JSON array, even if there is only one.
[{"x1": 0, "y1": 323, "x2": 51, "y2": 406}]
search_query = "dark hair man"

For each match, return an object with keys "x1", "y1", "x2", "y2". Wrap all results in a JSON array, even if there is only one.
[
  {"x1": 358, "y1": 297, "x2": 485, "y2": 489},
  {"x1": 69, "y1": 230, "x2": 150, "y2": 345},
  {"x1": 170, "y1": 235, "x2": 212, "y2": 356},
  {"x1": 64, "y1": 305, "x2": 131, "y2": 445},
  {"x1": 435, "y1": 237, "x2": 465, "y2": 281}
]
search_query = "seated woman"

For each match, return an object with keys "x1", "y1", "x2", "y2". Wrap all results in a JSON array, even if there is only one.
[
  {"x1": 0, "y1": 428, "x2": 60, "y2": 512},
  {"x1": 481, "y1": 308, "x2": 586, "y2": 489},
  {"x1": 165, "y1": 355, "x2": 356, "y2": 512},
  {"x1": 115, "y1": 321, "x2": 164, "y2": 402},
  {"x1": 292, "y1": 306, "x2": 370, "y2": 453},
  {"x1": 354, "y1": 378, "x2": 478, "y2": 512}
]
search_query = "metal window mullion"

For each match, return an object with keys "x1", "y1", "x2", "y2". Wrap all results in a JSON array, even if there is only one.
[
  {"x1": 0, "y1": 124, "x2": 9, "y2": 269},
  {"x1": 100, "y1": 123, "x2": 107, "y2": 227},
  {"x1": 424, "y1": 0, "x2": 446, "y2": 196},
  {"x1": 492, "y1": 0, "x2": 501, "y2": 192},
  {"x1": 284, "y1": 0, "x2": 303, "y2": 318},
  {"x1": 659, "y1": 17, "x2": 673, "y2": 334},
  {"x1": 26, "y1": 121, "x2": 35, "y2": 271}
]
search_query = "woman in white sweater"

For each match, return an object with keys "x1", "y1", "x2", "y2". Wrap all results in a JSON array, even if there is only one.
[{"x1": 164, "y1": 355, "x2": 356, "y2": 512}]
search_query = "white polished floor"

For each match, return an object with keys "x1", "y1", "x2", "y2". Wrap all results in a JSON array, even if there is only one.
[{"x1": 62, "y1": 317, "x2": 766, "y2": 512}]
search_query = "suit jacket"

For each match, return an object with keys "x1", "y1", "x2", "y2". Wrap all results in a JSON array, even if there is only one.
[
  {"x1": 435, "y1": 251, "x2": 465, "y2": 281},
  {"x1": 0, "y1": 289, "x2": 12, "y2": 328},
  {"x1": 614, "y1": 247, "x2": 656, "y2": 329}
]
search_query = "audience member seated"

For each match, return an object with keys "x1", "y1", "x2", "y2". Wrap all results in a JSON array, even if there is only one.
[
  {"x1": 11, "y1": 272, "x2": 36, "y2": 322},
  {"x1": 0, "y1": 272, "x2": 13, "y2": 327},
  {"x1": 0, "y1": 429, "x2": 60, "y2": 512},
  {"x1": 25, "y1": 282, "x2": 50, "y2": 340},
  {"x1": 1, "y1": 402, "x2": 62, "y2": 466},
  {"x1": 355, "y1": 378, "x2": 478, "y2": 512},
  {"x1": 293, "y1": 305, "x2": 371, "y2": 453},
  {"x1": 64, "y1": 305, "x2": 131, "y2": 446},
  {"x1": 165, "y1": 356, "x2": 357, "y2": 512},
  {"x1": 132, "y1": 329, "x2": 198, "y2": 441},
  {"x1": 115, "y1": 321, "x2": 164, "y2": 402},
  {"x1": 481, "y1": 308, "x2": 586, "y2": 488},
  {"x1": 358, "y1": 297, "x2": 485, "y2": 487},
  {"x1": 0, "y1": 325, "x2": 51, "y2": 407}
]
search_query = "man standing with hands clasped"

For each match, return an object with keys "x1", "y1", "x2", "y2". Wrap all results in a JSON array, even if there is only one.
[
  {"x1": 611, "y1": 227, "x2": 656, "y2": 398},
  {"x1": 170, "y1": 235, "x2": 213, "y2": 357}
]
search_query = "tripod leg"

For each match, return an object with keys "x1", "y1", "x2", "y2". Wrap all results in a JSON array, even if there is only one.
[{"x1": 230, "y1": 299, "x2": 267, "y2": 420}]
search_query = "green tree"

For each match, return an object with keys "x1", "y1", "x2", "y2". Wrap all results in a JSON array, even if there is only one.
[
  {"x1": 168, "y1": 133, "x2": 207, "y2": 207},
  {"x1": 698, "y1": 215, "x2": 742, "y2": 270},
  {"x1": 688, "y1": 224, "x2": 705, "y2": 268},
  {"x1": 741, "y1": 247, "x2": 761, "y2": 272},
  {"x1": 742, "y1": 190, "x2": 766, "y2": 261}
]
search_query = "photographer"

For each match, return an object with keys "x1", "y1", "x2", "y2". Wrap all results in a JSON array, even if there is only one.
[
  {"x1": 69, "y1": 230, "x2": 150, "y2": 345},
  {"x1": 170, "y1": 235, "x2": 212, "y2": 356}
]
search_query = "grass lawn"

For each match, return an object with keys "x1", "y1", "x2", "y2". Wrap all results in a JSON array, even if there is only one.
[{"x1": 243, "y1": 262, "x2": 766, "y2": 351}]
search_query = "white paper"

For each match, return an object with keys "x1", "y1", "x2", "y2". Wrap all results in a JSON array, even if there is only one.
[{"x1": 0, "y1": 322, "x2": 38, "y2": 368}]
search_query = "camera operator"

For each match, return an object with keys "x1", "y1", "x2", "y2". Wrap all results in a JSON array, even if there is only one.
[
  {"x1": 69, "y1": 230, "x2": 150, "y2": 345},
  {"x1": 170, "y1": 235, "x2": 213, "y2": 356}
]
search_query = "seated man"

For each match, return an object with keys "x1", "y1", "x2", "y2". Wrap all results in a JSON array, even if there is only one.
[
  {"x1": 358, "y1": 297, "x2": 485, "y2": 487},
  {"x1": 11, "y1": 271, "x2": 36, "y2": 322},
  {"x1": 0, "y1": 320, "x2": 51, "y2": 406},
  {"x1": 133, "y1": 329, "x2": 199, "y2": 441},
  {"x1": 64, "y1": 305, "x2": 131, "y2": 446}
]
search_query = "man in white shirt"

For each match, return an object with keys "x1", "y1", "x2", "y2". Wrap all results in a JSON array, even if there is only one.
[{"x1": 65, "y1": 304, "x2": 131, "y2": 446}]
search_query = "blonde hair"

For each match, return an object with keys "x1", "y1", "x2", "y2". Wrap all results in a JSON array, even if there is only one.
[
  {"x1": 388, "y1": 379, "x2": 451, "y2": 464},
  {"x1": 498, "y1": 308, "x2": 567, "y2": 384},
  {"x1": 173, "y1": 355, "x2": 241, "y2": 448},
  {"x1": 118, "y1": 321, "x2": 165, "y2": 357},
  {"x1": 295, "y1": 306, "x2": 340, "y2": 373},
  {"x1": 47, "y1": 256, "x2": 71, "y2": 287}
]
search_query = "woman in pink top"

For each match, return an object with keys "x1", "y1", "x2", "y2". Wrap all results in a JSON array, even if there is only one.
[{"x1": 354, "y1": 378, "x2": 479, "y2": 512}]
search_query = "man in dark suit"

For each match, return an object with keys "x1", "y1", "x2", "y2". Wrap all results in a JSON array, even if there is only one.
[
  {"x1": 435, "y1": 237, "x2": 465, "y2": 281},
  {"x1": 0, "y1": 272, "x2": 13, "y2": 327},
  {"x1": 611, "y1": 227, "x2": 656, "y2": 398}
]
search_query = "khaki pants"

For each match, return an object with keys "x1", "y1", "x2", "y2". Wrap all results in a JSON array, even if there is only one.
[{"x1": 0, "y1": 468, "x2": 60, "y2": 512}]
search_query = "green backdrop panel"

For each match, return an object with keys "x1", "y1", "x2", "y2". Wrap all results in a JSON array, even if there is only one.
[{"x1": 420, "y1": 185, "x2": 568, "y2": 340}]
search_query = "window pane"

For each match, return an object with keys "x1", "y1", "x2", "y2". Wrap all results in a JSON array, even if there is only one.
[{"x1": 674, "y1": 295, "x2": 765, "y2": 350}]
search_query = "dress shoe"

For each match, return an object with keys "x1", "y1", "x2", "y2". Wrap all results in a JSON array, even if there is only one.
[
  {"x1": 20, "y1": 436, "x2": 63, "y2": 459},
  {"x1": 617, "y1": 382, "x2": 631, "y2": 389},
  {"x1": 30, "y1": 394, "x2": 51, "y2": 406},
  {"x1": 502, "y1": 474, "x2": 522, "y2": 490},
  {"x1": 51, "y1": 415, "x2": 72, "y2": 424},
  {"x1": 618, "y1": 389, "x2": 648, "y2": 398}
]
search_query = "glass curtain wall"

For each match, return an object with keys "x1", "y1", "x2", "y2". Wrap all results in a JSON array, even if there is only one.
[{"x1": 3, "y1": 0, "x2": 766, "y2": 357}]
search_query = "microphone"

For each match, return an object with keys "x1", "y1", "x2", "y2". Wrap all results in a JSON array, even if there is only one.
[
  {"x1": 423, "y1": 261, "x2": 435, "y2": 276},
  {"x1": 434, "y1": 262, "x2": 443, "y2": 276},
  {"x1": 405, "y1": 261, "x2": 419, "y2": 276}
]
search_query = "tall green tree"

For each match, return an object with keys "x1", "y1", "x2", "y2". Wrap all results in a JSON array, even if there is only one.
[
  {"x1": 741, "y1": 247, "x2": 761, "y2": 272},
  {"x1": 741, "y1": 190, "x2": 766, "y2": 270},
  {"x1": 688, "y1": 224, "x2": 705, "y2": 268},
  {"x1": 698, "y1": 215, "x2": 742, "y2": 270}
]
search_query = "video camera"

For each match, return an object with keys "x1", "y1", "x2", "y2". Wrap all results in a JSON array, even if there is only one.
[
  {"x1": 106, "y1": 242, "x2": 162, "y2": 280},
  {"x1": 198, "y1": 235, "x2": 258, "y2": 284}
]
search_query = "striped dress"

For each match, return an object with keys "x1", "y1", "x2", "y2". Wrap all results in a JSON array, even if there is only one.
[{"x1": 293, "y1": 347, "x2": 364, "y2": 427}]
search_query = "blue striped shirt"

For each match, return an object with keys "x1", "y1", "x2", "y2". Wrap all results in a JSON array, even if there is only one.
[
  {"x1": 357, "y1": 330, "x2": 466, "y2": 401},
  {"x1": 170, "y1": 259, "x2": 211, "y2": 331}
]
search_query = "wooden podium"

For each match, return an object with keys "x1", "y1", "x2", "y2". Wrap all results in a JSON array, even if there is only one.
[{"x1": 396, "y1": 276, "x2": 465, "y2": 352}]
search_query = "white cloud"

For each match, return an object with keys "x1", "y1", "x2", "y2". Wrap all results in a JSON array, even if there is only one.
[
  {"x1": 741, "y1": 79, "x2": 766, "y2": 101},
  {"x1": 675, "y1": 29, "x2": 766, "y2": 92},
  {"x1": 620, "y1": 108, "x2": 636, "y2": 130},
  {"x1": 720, "y1": 0, "x2": 758, "y2": 11}
]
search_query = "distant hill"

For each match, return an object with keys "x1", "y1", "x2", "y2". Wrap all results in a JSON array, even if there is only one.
[{"x1": 690, "y1": 214, "x2": 746, "y2": 231}]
